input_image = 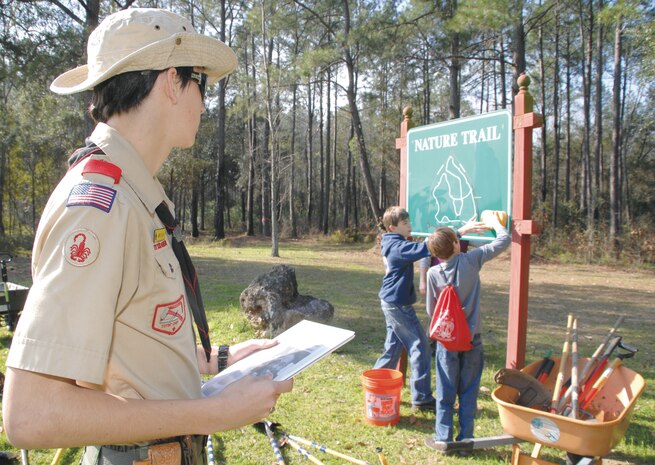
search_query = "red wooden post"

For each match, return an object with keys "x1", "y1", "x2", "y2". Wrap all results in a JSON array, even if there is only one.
[
  {"x1": 393, "y1": 106, "x2": 415, "y2": 382},
  {"x1": 395, "y1": 106, "x2": 414, "y2": 208},
  {"x1": 507, "y1": 74, "x2": 543, "y2": 369}
]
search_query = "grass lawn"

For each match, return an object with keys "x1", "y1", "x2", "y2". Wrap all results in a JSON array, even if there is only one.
[{"x1": 1, "y1": 236, "x2": 653, "y2": 464}]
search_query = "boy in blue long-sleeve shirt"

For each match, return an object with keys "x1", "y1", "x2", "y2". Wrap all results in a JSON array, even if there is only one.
[{"x1": 374, "y1": 206, "x2": 435, "y2": 411}]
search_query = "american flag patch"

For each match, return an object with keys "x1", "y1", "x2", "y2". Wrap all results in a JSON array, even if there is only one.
[{"x1": 67, "y1": 183, "x2": 116, "y2": 213}]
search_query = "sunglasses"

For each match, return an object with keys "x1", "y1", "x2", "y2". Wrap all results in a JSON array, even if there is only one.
[{"x1": 190, "y1": 71, "x2": 208, "y2": 101}]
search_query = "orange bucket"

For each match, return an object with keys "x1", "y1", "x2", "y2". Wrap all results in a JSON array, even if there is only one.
[{"x1": 362, "y1": 368, "x2": 403, "y2": 426}]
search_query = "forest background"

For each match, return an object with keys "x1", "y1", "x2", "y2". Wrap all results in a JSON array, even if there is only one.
[{"x1": 0, "y1": 0, "x2": 654, "y2": 265}]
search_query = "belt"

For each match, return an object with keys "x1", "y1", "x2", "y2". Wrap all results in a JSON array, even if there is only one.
[{"x1": 83, "y1": 435, "x2": 207, "y2": 465}]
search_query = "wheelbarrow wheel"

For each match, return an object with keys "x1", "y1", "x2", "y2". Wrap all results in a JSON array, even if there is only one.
[
  {"x1": 7, "y1": 312, "x2": 19, "y2": 331},
  {"x1": 566, "y1": 452, "x2": 598, "y2": 465}
]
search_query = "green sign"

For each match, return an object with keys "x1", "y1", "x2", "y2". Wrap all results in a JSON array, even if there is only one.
[{"x1": 406, "y1": 110, "x2": 512, "y2": 241}]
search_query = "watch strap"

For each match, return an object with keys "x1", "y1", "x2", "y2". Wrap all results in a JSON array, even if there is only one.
[{"x1": 217, "y1": 345, "x2": 229, "y2": 373}]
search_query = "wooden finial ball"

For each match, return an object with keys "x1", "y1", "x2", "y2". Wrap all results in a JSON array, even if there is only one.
[
  {"x1": 403, "y1": 106, "x2": 413, "y2": 119},
  {"x1": 517, "y1": 74, "x2": 531, "y2": 88}
]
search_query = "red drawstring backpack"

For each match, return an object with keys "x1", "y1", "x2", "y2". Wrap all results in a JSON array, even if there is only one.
[{"x1": 428, "y1": 264, "x2": 473, "y2": 351}]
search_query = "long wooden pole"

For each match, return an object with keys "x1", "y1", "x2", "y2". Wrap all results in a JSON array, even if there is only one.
[
  {"x1": 395, "y1": 106, "x2": 414, "y2": 208},
  {"x1": 570, "y1": 317, "x2": 579, "y2": 418},
  {"x1": 506, "y1": 74, "x2": 543, "y2": 369},
  {"x1": 551, "y1": 314, "x2": 574, "y2": 412},
  {"x1": 394, "y1": 107, "x2": 414, "y2": 382}
]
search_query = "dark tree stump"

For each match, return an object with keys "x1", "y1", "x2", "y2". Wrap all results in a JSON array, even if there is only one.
[{"x1": 240, "y1": 264, "x2": 334, "y2": 337}]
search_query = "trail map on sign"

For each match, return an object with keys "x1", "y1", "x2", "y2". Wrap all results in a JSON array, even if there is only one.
[{"x1": 432, "y1": 155, "x2": 477, "y2": 225}]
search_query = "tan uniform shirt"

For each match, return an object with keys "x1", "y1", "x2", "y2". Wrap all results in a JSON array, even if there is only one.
[{"x1": 7, "y1": 123, "x2": 201, "y2": 401}]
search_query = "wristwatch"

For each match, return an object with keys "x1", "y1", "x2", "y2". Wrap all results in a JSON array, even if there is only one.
[{"x1": 217, "y1": 345, "x2": 229, "y2": 373}]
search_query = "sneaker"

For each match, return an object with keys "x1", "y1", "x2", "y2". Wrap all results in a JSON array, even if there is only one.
[
  {"x1": 424, "y1": 436, "x2": 449, "y2": 452},
  {"x1": 425, "y1": 436, "x2": 476, "y2": 456},
  {"x1": 412, "y1": 401, "x2": 436, "y2": 412}
]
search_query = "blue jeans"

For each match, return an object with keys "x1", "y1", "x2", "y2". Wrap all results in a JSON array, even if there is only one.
[
  {"x1": 434, "y1": 333, "x2": 483, "y2": 441},
  {"x1": 374, "y1": 300, "x2": 434, "y2": 405}
]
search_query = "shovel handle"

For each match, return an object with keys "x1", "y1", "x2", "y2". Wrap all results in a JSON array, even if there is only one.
[
  {"x1": 551, "y1": 314, "x2": 574, "y2": 411},
  {"x1": 570, "y1": 318, "x2": 580, "y2": 419}
]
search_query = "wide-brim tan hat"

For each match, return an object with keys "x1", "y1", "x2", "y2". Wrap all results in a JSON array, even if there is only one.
[{"x1": 51, "y1": 8, "x2": 237, "y2": 95}]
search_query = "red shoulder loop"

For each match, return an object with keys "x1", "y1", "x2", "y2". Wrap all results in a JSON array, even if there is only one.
[{"x1": 82, "y1": 159, "x2": 122, "y2": 184}]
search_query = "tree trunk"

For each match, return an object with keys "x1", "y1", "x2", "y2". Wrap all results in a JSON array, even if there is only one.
[
  {"x1": 578, "y1": 0, "x2": 593, "y2": 227},
  {"x1": 423, "y1": 45, "x2": 431, "y2": 124},
  {"x1": 353, "y1": 157, "x2": 360, "y2": 229},
  {"x1": 511, "y1": 3, "x2": 526, "y2": 96},
  {"x1": 318, "y1": 78, "x2": 324, "y2": 230},
  {"x1": 565, "y1": 29, "x2": 572, "y2": 203},
  {"x1": 620, "y1": 57, "x2": 630, "y2": 223},
  {"x1": 343, "y1": 122, "x2": 354, "y2": 229},
  {"x1": 593, "y1": 0, "x2": 604, "y2": 222},
  {"x1": 538, "y1": 16, "x2": 548, "y2": 204},
  {"x1": 260, "y1": 7, "x2": 277, "y2": 255},
  {"x1": 306, "y1": 79, "x2": 314, "y2": 229},
  {"x1": 480, "y1": 42, "x2": 486, "y2": 113},
  {"x1": 200, "y1": 170, "x2": 206, "y2": 231},
  {"x1": 191, "y1": 184, "x2": 199, "y2": 237},
  {"x1": 213, "y1": 0, "x2": 228, "y2": 239},
  {"x1": 261, "y1": 43, "x2": 273, "y2": 238},
  {"x1": 499, "y1": 31, "x2": 507, "y2": 109},
  {"x1": 552, "y1": 7, "x2": 560, "y2": 229},
  {"x1": 332, "y1": 80, "x2": 339, "y2": 230},
  {"x1": 449, "y1": 32, "x2": 461, "y2": 118},
  {"x1": 246, "y1": 136, "x2": 256, "y2": 236},
  {"x1": 246, "y1": 34, "x2": 257, "y2": 236},
  {"x1": 0, "y1": 138, "x2": 8, "y2": 235},
  {"x1": 84, "y1": 0, "x2": 101, "y2": 137},
  {"x1": 323, "y1": 66, "x2": 331, "y2": 234},
  {"x1": 289, "y1": 80, "x2": 298, "y2": 238},
  {"x1": 342, "y1": 0, "x2": 381, "y2": 221},
  {"x1": 609, "y1": 18, "x2": 622, "y2": 255}
]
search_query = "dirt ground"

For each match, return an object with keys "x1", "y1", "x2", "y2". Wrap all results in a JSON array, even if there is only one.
[{"x1": 480, "y1": 250, "x2": 654, "y2": 361}]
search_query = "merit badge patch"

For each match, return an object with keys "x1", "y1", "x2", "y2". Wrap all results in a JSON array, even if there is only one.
[
  {"x1": 153, "y1": 228, "x2": 168, "y2": 251},
  {"x1": 152, "y1": 295, "x2": 187, "y2": 335},
  {"x1": 67, "y1": 183, "x2": 116, "y2": 213},
  {"x1": 64, "y1": 228, "x2": 100, "y2": 267}
]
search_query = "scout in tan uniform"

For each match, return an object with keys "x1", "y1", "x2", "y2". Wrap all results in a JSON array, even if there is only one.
[{"x1": 2, "y1": 8, "x2": 293, "y2": 465}]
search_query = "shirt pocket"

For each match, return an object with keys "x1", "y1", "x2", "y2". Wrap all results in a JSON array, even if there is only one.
[{"x1": 154, "y1": 246, "x2": 179, "y2": 279}]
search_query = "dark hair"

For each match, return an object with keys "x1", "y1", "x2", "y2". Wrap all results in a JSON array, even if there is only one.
[
  {"x1": 89, "y1": 67, "x2": 195, "y2": 123},
  {"x1": 427, "y1": 227, "x2": 458, "y2": 260}
]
